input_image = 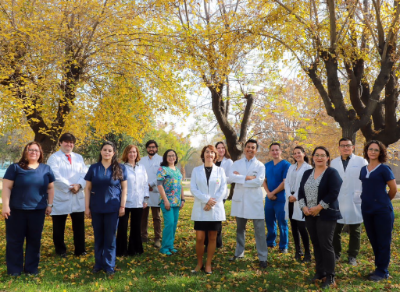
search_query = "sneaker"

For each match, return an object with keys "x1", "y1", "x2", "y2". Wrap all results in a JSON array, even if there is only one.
[
  {"x1": 154, "y1": 240, "x2": 161, "y2": 248},
  {"x1": 321, "y1": 274, "x2": 336, "y2": 289},
  {"x1": 259, "y1": 261, "x2": 267, "y2": 269},
  {"x1": 279, "y1": 249, "x2": 288, "y2": 254},
  {"x1": 228, "y1": 255, "x2": 244, "y2": 261},
  {"x1": 368, "y1": 273, "x2": 389, "y2": 282},
  {"x1": 348, "y1": 257, "x2": 357, "y2": 266}
]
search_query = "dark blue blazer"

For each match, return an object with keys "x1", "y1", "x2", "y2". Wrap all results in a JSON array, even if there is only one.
[{"x1": 298, "y1": 167, "x2": 343, "y2": 221}]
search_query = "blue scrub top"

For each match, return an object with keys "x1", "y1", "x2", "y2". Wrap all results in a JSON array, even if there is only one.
[
  {"x1": 4, "y1": 163, "x2": 55, "y2": 210},
  {"x1": 265, "y1": 160, "x2": 291, "y2": 203},
  {"x1": 359, "y1": 164, "x2": 395, "y2": 214},
  {"x1": 84, "y1": 162, "x2": 127, "y2": 213}
]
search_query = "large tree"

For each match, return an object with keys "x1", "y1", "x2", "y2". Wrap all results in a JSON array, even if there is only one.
[
  {"x1": 156, "y1": 0, "x2": 266, "y2": 160},
  {"x1": 0, "y1": 0, "x2": 186, "y2": 155},
  {"x1": 258, "y1": 0, "x2": 400, "y2": 145}
]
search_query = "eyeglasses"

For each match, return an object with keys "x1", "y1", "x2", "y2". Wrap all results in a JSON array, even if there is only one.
[
  {"x1": 28, "y1": 149, "x2": 40, "y2": 153},
  {"x1": 167, "y1": 155, "x2": 176, "y2": 158},
  {"x1": 339, "y1": 144, "x2": 353, "y2": 148},
  {"x1": 368, "y1": 148, "x2": 380, "y2": 153},
  {"x1": 147, "y1": 146, "x2": 157, "y2": 149},
  {"x1": 313, "y1": 154, "x2": 327, "y2": 158}
]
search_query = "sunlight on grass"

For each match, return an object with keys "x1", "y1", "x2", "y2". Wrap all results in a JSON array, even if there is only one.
[{"x1": 0, "y1": 198, "x2": 399, "y2": 291}]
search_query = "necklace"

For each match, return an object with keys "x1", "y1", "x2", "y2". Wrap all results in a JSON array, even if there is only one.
[{"x1": 205, "y1": 166, "x2": 212, "y2": 173}]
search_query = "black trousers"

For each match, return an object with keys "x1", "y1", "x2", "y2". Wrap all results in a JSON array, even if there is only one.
[
  {"x1": 52, "y1": 212, "x2": 86, "y2": 255},
  {"x1": 116, "y1": 208, "x2": 144, "y2": 256},
  {"x1": 288, "y1": 202, "x2": 310, "y2": 255},
  {"x1": 305, "y1": 216, "x2": 336, "y2": 276},
  {"x1": 6, "y1": 208, "x2": 46, "y2": 274}
]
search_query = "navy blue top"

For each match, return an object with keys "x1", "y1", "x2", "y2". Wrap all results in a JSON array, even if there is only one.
[
  {"x1": 4, "y1": 163, "x2": 55, "y2": 210},
  {"x1": 359, "y1": 164, "x2": 395, "y2": 214},
  {"x1": 265, "y1": 160, "x2": 291, "y2": 203},
  {"x1": 84, "y1": 162, "x2": 127, "y2": 213}
]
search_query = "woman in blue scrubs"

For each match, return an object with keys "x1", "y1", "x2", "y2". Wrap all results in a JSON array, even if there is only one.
[
  {"x1": 1, "y1": 142, "x2": 55, "y2": 276},
  {"x1": 360, "y1": 140, "x2": 397, "y2": 282},
  {"x1": 84, "y1": 141, "x2": 127, "y2": 275}
]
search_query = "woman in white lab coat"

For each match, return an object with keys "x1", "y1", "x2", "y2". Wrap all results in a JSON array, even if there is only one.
[
  {"x1": 190, "y1": 145, "x2": 227, "y2": 274},
  {"x1": 284, "y1": 146, "x2": 312, "y2": 262},
  {"x1": 116, "y1": 145, "x2": 149, "y2": 256},
  {"x1": 204, "y1": 141, "x2": 233, "y2": 249}
]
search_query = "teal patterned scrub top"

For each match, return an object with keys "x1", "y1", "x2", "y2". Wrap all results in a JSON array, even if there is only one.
[{"x1": 157, "y1": 166, "x2": 182, "y2": 207}]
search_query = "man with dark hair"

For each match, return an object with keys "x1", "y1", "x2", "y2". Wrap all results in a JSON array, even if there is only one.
[
  {"x1": 141, "y1": 140, "x2": 163, "y2": 248},
  {"x1": 263, "y1": 142, "x2": 291, "y2": 253},
  {"x1": 228, "y1": 139, "x2": 268, "y2": 268},
  {"x1": 47, "y1": 133, "x2": 88, "y2": 257},
  {"x1": 331, "y1": 138, "x2": 367, "y2": 266}
]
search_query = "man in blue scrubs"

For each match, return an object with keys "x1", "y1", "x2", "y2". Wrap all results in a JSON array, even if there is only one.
[{"x1": 263, "y1": 143, "x2": 291, "y2": 253}]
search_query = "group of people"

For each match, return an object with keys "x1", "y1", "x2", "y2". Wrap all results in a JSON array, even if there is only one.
[{"x1": 0, "y1": 134, "x2": 396, "y2": 290}]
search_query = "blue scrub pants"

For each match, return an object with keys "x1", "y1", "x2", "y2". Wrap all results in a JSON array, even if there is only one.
[
  {"x1": 362, "y1": 209, "x2": 394, "y2": 277},
  {"x1": 264, "y1": 200, "x2": 289, "y2": 249},
  {"x1": 91, "y1": 212, "x2": 119, "y2": 272},
  {"x1": 160, "y1": 203, "x2": 180, "y2": 254},
  {"x1": 6, "y1": 208, "x2": 46, "y2": 275}
]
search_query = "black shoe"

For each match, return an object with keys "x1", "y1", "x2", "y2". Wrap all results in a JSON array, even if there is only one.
[
  {"x1": 92, "y1": 267, "x2": 102, "y2": 274},
  {"x1": 9, "y1": 273, "x2": 21, "y2": 277},
  {"x1": 279, "y1": 249, "x2": 288, "y2": 254},
  {"x1": 310, "y1": 273, "x2": 326, "y2": 283},
  {"x1": 321, "y1": 275, "x2": 335, "y2": 289},
  {"x1": 295, "y1": 252, "x2": 302, "y2": 261},
  {"x1": 302, "y1": 254, "x2": 311, "y2": 263},
  {"x1": 368, "y1": 273, "x2": 389, "y2": 282},
  {"x1": 335, "y1": 254, "x2": 340, "y2": 263},
  {"x1": 228, "y1": 255, "x2": 244, "y2": 261},
  {"x1": 75, "y1": 251, "x2": 87, "y2": 257},
  {"x1": 58, "y1": 252, "x2": 67, "y2": 258},
  {"x1": 25, "y1": 270, "x2": 39, "y2": 276},
  {"x1": 106, "y1": 270, "x2": 115, "y2": 276},
  {"x1": 259, "y1": 261, "x2": 267, "y2": 269}
]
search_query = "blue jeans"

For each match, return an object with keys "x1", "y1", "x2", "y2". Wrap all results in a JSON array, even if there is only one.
[
  {"x1": 91, "y1": 212, "x2": 119, "y2": 272},
  {"x1": 264, "y1": 200, "x2": 289, "y2": 249},
  {"x1": 160, "y1": 203, "x2": 180, "y2": 254}
]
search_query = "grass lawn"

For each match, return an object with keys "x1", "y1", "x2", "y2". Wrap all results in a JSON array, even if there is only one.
[{"x1": 0, "y1": 198, "x2": 399, "y2": 291}]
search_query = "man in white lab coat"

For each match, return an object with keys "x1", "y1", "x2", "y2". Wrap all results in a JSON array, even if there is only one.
[
  {"x1": 228, "y1": 139, "x2": 268, "y2": 268},
  {"x1": 140, "y1": 140, "x2": 163, "y2": 248},
  {"x1": 48, "y1": 133, "x2": 88, "y2": 257},
  {"x1": 331, "y1": 138, "x2": 368, "y2": 266}
]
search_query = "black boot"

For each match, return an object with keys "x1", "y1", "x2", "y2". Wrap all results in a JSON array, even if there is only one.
[
  {"x1": 295, "y1": 251, "x2": 302, "y2": 261},
  {"x1": 302, "y1": 253, "x2": 311, "y2": 263},
  {"x1": 321, "y1": 275, "x2": 335, "y2": 289}
]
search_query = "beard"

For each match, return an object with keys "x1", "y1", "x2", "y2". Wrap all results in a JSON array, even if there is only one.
[{"x1": 147, "y1": 150, "x2": 157, "y2": 156}]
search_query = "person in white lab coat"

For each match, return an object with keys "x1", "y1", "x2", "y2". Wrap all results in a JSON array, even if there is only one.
[
  {"x1": 284, "y1": 146, "x2": 312, "y2": 262},
  {"x1": 116, "y1": 145, "x2": 149, "y2": 256},
  {"x1": 190, "y1": 145, "x2": 227, "y2": 274},
  {"x1": 47, "y1": 133, "x2": 88, "y2": 257},
  {"x1": 204, "y1": 141, "x2": 233, "y2": 250},
  {"x1": 228, "y1": 139, "x2": 268, "y2": 269},
  {"x1": 140, "y1": 140, "x2": 163, "y2": 248},
  {"x1": 331, "y1": 138, "x2": 368, "y2": 266}
]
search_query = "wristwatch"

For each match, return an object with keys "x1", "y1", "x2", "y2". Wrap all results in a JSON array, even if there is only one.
[
  {"x1": 47, "y1": 204, "x2": 53, "y2": 207},
  {"x1": 181, "y1": 199, "x2": 185, "y2": 202}
]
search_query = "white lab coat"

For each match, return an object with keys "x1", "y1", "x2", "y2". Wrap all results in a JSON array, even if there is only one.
[
  {"x1": 125, "y1": 163, "x2": 150, "y2": 208},
  {"x1": 219, "y1": 157, "x2": 233, "y2": 199},
  {"x1": 330, "y1": 154, "x2": 368, "y2": 224},
  {"x1": 230, "y1": 157, "x2": 266, "y2": 219},
  {"x1": 47, "y1": 150, "x2": 88, "y2": 215},
  {"x1": 284, "y1": 162, "x2": 312, "y2": 221},
  {"x1": 190, "y1": 164, "x2": 227, "y2": 221},
  {"x1": 141, "y1": 154, "x2": 163, "y2": 207}
]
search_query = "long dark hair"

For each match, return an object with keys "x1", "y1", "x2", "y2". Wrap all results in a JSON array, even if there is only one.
[
  {"x1": 293, "y1": 146, "x2": 309, "y2": 164},
  {"x1": 363, "y1": 140, "x2": 387, "y2": 163},
  {"x1": 311, "y1": 146, "x2": 331, "y2": 167},
  {"x1": 98, "y1": 141, "x2": 123, "y2": 180},
  {"x1": 18, "y1": 142, "x2": 44, "y2": 170},
  {"x1": 215, "y1": 141, "x2": 231, "y2": 159},
  {"x1": 160, "y1": 149, "x2": 178, "y2": 167}
]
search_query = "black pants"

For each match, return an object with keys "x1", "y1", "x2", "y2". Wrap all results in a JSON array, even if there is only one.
[
  {"x1": 116, "y1": 208, "x2": 144, "y2": 256},
  {"x1": 288, "y1": 202, "x2": 310, "y2": 255},
  {"x1": 305, "y1": 216, "x2": 336, "y2": 276},
  {"x1": 52, "y1": 212, "x2": 86, "y2": 255},
  {"x1": 6, "y1": 208, "x2": 46, "y2": 274}
]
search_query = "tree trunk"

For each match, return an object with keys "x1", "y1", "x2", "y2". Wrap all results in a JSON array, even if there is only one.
[{"x1": 181, "y1": 165, "x2": 186, "y2": 179}]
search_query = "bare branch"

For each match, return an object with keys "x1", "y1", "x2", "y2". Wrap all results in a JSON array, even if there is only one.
[
  {"x1": 372, "y1": 0, "x2": 385, "y2": 48},
  {"x1": 327, "y1": 0, "x2": 337, "y2": 49}
]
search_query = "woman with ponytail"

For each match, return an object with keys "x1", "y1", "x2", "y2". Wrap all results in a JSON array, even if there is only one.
[{"x1": 84, "y1": 141, "x2": 128, "y2": 275}]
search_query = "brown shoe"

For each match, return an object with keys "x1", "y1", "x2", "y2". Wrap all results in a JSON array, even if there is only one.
[{"x1": 154, "y1": 240, "x2": 161, "y2": 248}]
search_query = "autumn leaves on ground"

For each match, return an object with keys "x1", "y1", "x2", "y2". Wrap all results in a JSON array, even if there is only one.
[{"x1": 0, "y1": 198, "x2": 398, "y2": 291}]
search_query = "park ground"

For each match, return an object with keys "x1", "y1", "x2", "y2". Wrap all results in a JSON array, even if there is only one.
[{"x1": 0, "y1": 197, "x2": 399, "y2": 291}]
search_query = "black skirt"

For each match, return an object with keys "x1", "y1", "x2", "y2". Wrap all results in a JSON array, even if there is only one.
[{"x1": 194, "y1": 221, "x2": 222, "y2": 231}]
